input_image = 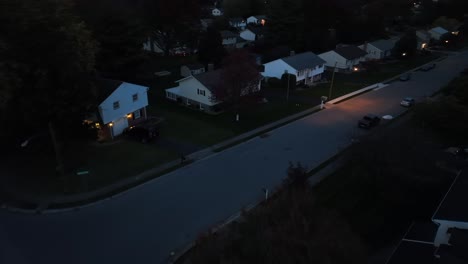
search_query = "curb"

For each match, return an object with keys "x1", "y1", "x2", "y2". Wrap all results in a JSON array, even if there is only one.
[{"x1": 1, "y1": 54, "x2": 451, "y2": 215}]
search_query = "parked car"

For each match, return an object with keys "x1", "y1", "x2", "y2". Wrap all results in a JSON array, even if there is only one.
[
  {"x1": 421, "y1": 63, "x2": 436, "y2": 71},
  {"x1": 123, "y1": 124, "x2": 159, "y2": 143},
  {"x1": 399, "y1": 73, "x2": 411, "y2": 81},
  {"x1": 400, "y1": 97, "x2": 415, "y2": 107},
  {"x1": 358, "y1": 114, "x2": 381, "y2": 129}
]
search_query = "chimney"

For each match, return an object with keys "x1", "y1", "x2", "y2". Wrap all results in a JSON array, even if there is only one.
[
  {"x1": 207, "y1": 63, "x2": 214, "y2": 72},
  {"x1": 290, "y1": 50, "x2": 295, "y2": 56}
]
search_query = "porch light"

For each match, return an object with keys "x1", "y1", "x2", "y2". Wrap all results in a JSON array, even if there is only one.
[
  {"x1": 353, "y1": 67, "x2": 359, "y2": 72},
  {"x1": 109, "y1": 122, "x2": 113, "y2": 127},
  {"x1": 445, "y1": 40, "x2": 449, "y2": 43},
  {"x1": 402, "y1": 52, "x2": 407, "y2": 56},
  {"x1": 422, "y1": 43, "x2": 427, "y2": 49},
  {"x1": 126, "y1": 114, "x2": 132, "y2": 118}
]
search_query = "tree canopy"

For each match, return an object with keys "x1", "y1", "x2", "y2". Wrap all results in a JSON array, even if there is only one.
[{"x1": 0, "y1": 0, "x2": 98, "y2": 136}]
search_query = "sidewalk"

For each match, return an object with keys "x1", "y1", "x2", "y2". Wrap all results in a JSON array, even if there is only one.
[
  {"x1": 1, "y1": 104, "x2": 325, "y2": 213},
  {"x1": 1, "y1": 54, "x2": 447, "y2": 213}
]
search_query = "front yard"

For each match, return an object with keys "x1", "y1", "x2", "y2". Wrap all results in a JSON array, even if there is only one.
[{"x1": 0, "y1": 52, "x2": 444, "y2": 201}]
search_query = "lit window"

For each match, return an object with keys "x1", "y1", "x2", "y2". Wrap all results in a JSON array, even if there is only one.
[
  {"x1": 132, "y1": 93, "x2": 138, "y2": 102},
  {"x1": 113, "y1": 101, "x2": 120, "y2": 110}
]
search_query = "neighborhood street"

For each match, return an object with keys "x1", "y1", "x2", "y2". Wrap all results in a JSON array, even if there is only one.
[{"x1": 1, "y1": 51, "x2": 468, "y2": 264}]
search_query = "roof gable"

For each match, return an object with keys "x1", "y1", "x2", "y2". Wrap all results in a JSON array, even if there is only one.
[
  {"x1": 431, "y1": 27, "x2": 449, "y2": 35},
  {"x1": 281, "y1": 51, "x2": 326, "y2": 71},
  {"x1": 369, "y1": 39, "x2": 395, "y2": 51},
  {"x1": 334, "y1": 46, "x2": 367, "y2": 60}
]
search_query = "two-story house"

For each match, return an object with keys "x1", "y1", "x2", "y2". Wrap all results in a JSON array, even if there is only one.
[
  {"x1": 359, "y1": 39, "x2": 395, "y2": 60},
  {"x1": 95, "y1": 79, "x2": 149, "y2": 139},
  {"x1": 262, "y1": 52, "x2": 326, "y2": 86}
]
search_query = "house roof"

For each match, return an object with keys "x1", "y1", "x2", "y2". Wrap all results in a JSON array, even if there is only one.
[
  {"x1": 335, "y1": 45, "x2": 367, "y2": 60},
  {"x1": 95, "y1": 78, "x2": 123, "y2": 103},
  {"x1": 184, "y1": 64, "x2": 205, "y2": 70},
  {"x1": 281, "y1": 51, "x2": 326, "y2": 71},
  {"x1": 433, "y1": 170, "x2": 468, "y2": 222},
  {"x1": 193, "y1": 70, "x2": 223, "y2": 92},
  {"x1": 369, "y1": 39, "x2": 395, "y2": 51},
  {"x1": 221, "y1": 30, "x2": 238, "y2": 39},
  {"x1": 431, "y1": 26, "x2": 449, "y2": 35}
]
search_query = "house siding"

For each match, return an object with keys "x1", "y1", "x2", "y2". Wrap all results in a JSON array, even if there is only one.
[
  {"x1": 177, "y1": 77, "x2": 217, "y2": 106},
  {"x1": 319, "y1": 51, "x2": 364, "y2": 71},
  {"x1": 432, "y1": 219, "x2": 468, "y2": 246},
  {"x1": 99, "y1": 83, "x2": 149, "y2": 125},
  {"x1": 262, "y1": 59, "x2": 297, "y2": 80},
  {"x1": 240, "y1": 30, "x2": 256, "y2": 41}
]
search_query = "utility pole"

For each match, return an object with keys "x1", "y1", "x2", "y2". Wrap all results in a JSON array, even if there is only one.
[
  {"x1": 285, "y1": 70, "x2": 290, "y2": 103},
  {"x1": 329, "y1": 61, "x2": 338, "y2": 100}
]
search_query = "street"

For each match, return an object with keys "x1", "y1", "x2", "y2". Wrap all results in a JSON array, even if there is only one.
[{"x1": 1, "y1": 51, "x2": 468, "y2": 264}]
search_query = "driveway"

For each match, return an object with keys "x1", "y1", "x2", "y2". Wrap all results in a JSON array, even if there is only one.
[{"x1": 1, "y1": 52, "x2": 468, "y2": 264}]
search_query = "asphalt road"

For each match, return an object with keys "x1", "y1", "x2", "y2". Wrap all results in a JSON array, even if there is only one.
[{"x1": 1, "y1": 51, "x2": 468, "y2": 264}]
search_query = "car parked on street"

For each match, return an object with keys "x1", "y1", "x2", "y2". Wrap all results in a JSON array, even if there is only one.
[
  {"x1": 400, "y1": 97, "x2": 415, "y2": 107},
  {"x1": 358, "y1": 114, "x2": 381, "y2": 129},
  {"x1": 421, "y1": 63, "x2": 436, "y2": 71},
  {"x1": 399, "y1": 73, "x2": 411, "y2": 81}
]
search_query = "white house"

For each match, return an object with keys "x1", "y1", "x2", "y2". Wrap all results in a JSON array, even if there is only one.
[
  {"x1": 262, "y1": 52, "x2": 326, "y2": 86},
  {"x1": 229, "y1": 17, "x2": 247, "y2": 30},
  {"x1": 180, "y1": 64, "x2": 206, "y2": 77},
  {"x1": 240, "y1": 27, "x2": 266, "y2": 41},
  {"x1": 429, "y1": 26, "x2": 449, "y2": 40},
  {"x1": 96, "y1": 79, "x2": 149, "y2": 138},
  {"x1": 211, "y1": 8, "x2": 224, "y2": 16},
  {"x1": 359, "y1": 39, "x2": 395, "y2": 60},
  {"x1": 165, "y1": 69, "x2": 262, "y2": 113},
  {"x1": 318, "y1": 45, "x2": 368, "y2": 71},
  {"x1": 246, "y1": 15, "x2": 266, "y2": 25},
  {"x1": 221, "y1": 30, "x2": 238, "y2": 47}
]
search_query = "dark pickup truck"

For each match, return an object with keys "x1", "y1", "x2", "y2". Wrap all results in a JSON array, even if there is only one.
[
  {"x1": 358, "y1": 114, "x2": 381, "y2": 129},
  {"x1": 123, "y1": 117, "x2": 164, "y2": 143}
]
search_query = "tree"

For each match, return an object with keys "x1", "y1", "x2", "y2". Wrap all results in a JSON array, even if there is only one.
[
  {"x1": 212, "y1": 50, "x2": 261, "y2": 117},
  {"x1": 74, "y1": 0, "x2": 147, "y2": 80},
  {"x1": 392, "y1": 30, "x2": 417, "y2": 58},
  {"x1": 265, "y1": 0, "x2": 304, "y2": 51},
  {"x1": 197, "y1": 27, "x2": 226, "y2": 66},
  {"x1": 0, "y1": 0, "x2": 98, "y2": 174}
]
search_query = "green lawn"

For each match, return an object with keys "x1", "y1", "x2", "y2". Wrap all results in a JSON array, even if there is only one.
[{"x1": 63, "y1": 140, "x2": 179, "y2": 193}]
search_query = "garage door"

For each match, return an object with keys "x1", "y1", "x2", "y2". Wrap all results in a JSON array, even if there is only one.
[{"x1": 112, "y1": 117, "x2": 128, "y2": 136}]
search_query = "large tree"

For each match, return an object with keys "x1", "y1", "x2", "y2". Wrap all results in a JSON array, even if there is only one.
[
  {"x1": 392, "y1": 30, "x2": 417, "y2": 58},
  {"x1": 212, "y1": 50, "x2": 261, "y2": 119},
  {"x1": 74, "y1": 0, "x2": 147, "y2": 80},
  {"x1": 266, "y1": 0, "x2": 304, "y2": 51},
  {"x1": 0, "y1": 0, "x2": 98, "y2": 173},
  {"x1": 198, "y1": 27, "x2": 226, "y2": 66}
]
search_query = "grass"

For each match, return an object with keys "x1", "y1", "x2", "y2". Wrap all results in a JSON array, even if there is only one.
[{"x1": 64, "y1": 140, "x2": 179, "y2": 193}]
